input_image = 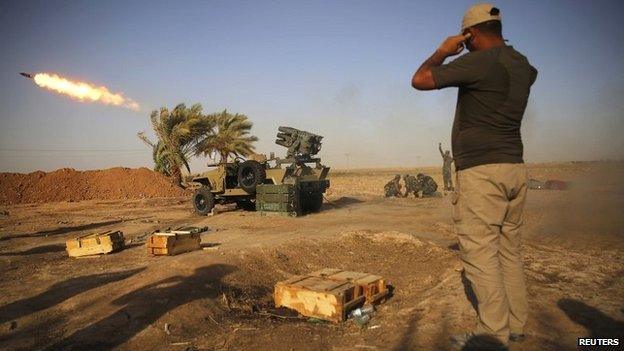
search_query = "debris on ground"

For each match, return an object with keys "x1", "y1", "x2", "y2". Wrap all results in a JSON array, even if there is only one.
[
  {"x1": 544, "y1": 179, "x2": 569, "y2": 190},
  {"x1": 528, "y1": 179, "x2": 545, "y2": 189},
  {"x1": 528, "y1": 178, "x2": 570, "y2": 190},
  {"x1": 350, "y1": 305, "x2": 375, "y2": 327}
]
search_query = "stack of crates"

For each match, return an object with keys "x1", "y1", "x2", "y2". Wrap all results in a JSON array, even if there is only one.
[{"x1": 256, "y1": 184, "x2": 301, "y2": 217}]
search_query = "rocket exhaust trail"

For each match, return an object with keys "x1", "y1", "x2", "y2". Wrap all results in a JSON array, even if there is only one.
[{"x1": 19, "y1": 72, "x2": 140, "y2": 111}]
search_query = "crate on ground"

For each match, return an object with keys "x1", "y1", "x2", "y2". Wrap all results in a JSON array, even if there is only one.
[
  {"x1": 66, "y1": 230, "x2": 125, "y2": 257},
  {"x1": 274, "y1": 274, "x2": 365, "y2": 322},
  {"x1": 309, "y1": 268, "x2": 390, "y2": 304},
  {"x1": 256, "y1": 184, "x2": 300, "y2": 217},
  {"x1": 146, "y1": 232, "x2": 201, "y2": 256}
]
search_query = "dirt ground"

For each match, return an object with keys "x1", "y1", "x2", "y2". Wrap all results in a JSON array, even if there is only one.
[
  {"x1": 1, "y1": 162, "x2": 623, "y2": 351},
  {"x1": 0, "y1": 167, "x2": 189, "y2": 205}
]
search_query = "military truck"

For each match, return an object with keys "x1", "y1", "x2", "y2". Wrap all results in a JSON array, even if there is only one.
[{"x1": 191, "y1": 127, "x2": 330, "y2": 216}]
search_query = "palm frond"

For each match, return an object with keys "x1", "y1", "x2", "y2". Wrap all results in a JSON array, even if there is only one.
[{"x1": 194, "y1": 110, "x2": 257, "y2": 163}]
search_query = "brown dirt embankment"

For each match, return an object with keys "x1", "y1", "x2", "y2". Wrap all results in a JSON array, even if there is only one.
[{"x1": 0, "y1": 167, "x2": 188, "y2": 205}]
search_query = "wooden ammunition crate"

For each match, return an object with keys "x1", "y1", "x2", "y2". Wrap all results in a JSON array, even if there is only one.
[
  {"x1": 66, "y1": 231, "x2": 125, "y2": 257},
  {"x1": 310, "y1": 269, "x2": 390, "y2": 304},
  {"x1": 256, "y1": 184, "x2": 300, "y2": 217},
  {"x1": 170, "y1": 226, "x2": 209, "y2": 234},
  {"x1": 274, "y1": 274, "x2": 366, "y2": 322},
  {"x1": 146, "y1": 232, "x2": 201, "y2": 256}
]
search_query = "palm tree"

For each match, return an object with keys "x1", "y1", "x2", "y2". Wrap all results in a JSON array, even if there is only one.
[
  {"x1": 195, "y1": 110, "x2": 258, "y2": 163},
  {"x1": 149, "y1": 103, "x2": 214, "y2": 186},
  {"x1": 137, "y1": 132, "x2": 191, "y2": 177}
]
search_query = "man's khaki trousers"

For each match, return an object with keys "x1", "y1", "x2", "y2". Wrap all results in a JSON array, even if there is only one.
[{"x1": 453, "y1": 163, "x2": 528, "y2": 343}]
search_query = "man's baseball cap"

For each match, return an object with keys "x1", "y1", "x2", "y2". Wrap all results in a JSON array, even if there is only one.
[{"x1": 461, "y1": 3, "x2": 502, "y2": 31}]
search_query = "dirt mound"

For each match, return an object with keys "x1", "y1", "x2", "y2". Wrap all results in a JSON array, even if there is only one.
[
  {"x1": 0, "y1": 167, "x2": 189, "y2": 205},
  {"x1": 340, "y1": 229, "x2": 428, "y2": 246}
]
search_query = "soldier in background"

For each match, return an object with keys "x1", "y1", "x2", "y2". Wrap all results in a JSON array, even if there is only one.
[
  {"x1": 439, "y1": 142, "x2": 454, "y2": 191},
  {"x1": 403, "y1": 174, "x2": 419, "y2": 197},
  {"x1": 417, "y1": 173, "x2": 439, "y2": 197},
  {"x1": 384, "y1": 175, "x2": 403, "y2": 197}
]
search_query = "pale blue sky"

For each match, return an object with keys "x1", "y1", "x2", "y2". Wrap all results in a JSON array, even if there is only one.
[{"x1": 1, "y1": 0, "x2": 623, "y2": 172}]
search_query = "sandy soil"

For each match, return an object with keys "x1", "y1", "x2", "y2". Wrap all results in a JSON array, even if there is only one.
[
  {"x1": 0, "y1": 162, "x2": 623, "y2": 350},
  {"x1": 0, "y1": 167, "x2": 189, "y2": 205}
]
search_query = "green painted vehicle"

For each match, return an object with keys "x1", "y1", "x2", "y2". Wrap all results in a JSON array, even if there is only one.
[{"x1": 191, "y1": 127, "x2": 330, "y2": 216}]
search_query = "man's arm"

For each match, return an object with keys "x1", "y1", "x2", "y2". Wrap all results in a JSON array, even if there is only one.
[
  {"x1": 438, "y1": 143, "x2": 444, "y2": 156},
  {"x1": 411, "y1": 50, "x2": 448, "y2": 90},
  {"x1": 411, "y1": 34, "x2": 470, "y2": 91}
]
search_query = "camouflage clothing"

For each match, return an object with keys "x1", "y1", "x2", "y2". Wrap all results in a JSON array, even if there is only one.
[
  {"x1": 403, "y1": 174, "x2": 420, "y2": 197},
  {"x1": 417, "y1": 173, "x2": 438, "y2": 197},
  {"x1": 384, "y1": 175, "x2": 402, "y2": 197},
  {"x1": 439, "y1": 144, "x2": 454, "y2": 191}
]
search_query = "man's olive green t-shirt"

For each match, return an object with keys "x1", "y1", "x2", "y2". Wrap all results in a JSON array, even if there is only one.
[{"x1": 431, "y1": 46, "x2": 537, "y2": 171}]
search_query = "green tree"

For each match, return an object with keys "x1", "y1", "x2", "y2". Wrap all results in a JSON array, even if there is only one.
[
  {"x1": 195, "y1": 110, "x2": 258, "y2": 163},
  {"x1": 148, "y1": 103, "x2": 214, "y2": 186},
  {"x1": 137, "y1": 133, "x2": 191, "y2": 177}
]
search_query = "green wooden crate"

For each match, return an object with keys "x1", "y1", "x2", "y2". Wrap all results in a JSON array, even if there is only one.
[
  {"x1": 258, "y1": 210, "x2": 298, "y2": 217},
  {"x1": 256, "y1": 184, "x2": 300, "y2": 216},
  {"x1": 257, "y1": 184, "x2": 296, "y2": 194},
  {"x1": 258, "y1": 193, "x2": 294, "y2": 203}
]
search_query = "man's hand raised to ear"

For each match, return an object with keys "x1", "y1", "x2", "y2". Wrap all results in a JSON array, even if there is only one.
[{"x1": 438, "y1": 34, "x2": 470, "y2": 56}]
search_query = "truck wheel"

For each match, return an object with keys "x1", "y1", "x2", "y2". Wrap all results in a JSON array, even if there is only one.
[
  {"x1": 237, "y1": 160, "x2": 266, "y2": 194},
  {"x1": 193, "y1": 187, "x2": 215, "y2": 215}
]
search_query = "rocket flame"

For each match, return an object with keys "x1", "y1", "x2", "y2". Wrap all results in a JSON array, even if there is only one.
[{"x1": 32, "y1": 73, "x2": 140, "y2": 111}]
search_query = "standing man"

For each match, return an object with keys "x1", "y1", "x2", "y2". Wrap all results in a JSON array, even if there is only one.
[
  {"x1": 411, "y1": 3, "x2": 537, "y2": 349},
  {"x1": 439, "y1": 142, "x2": 454, "y2": 191}
]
